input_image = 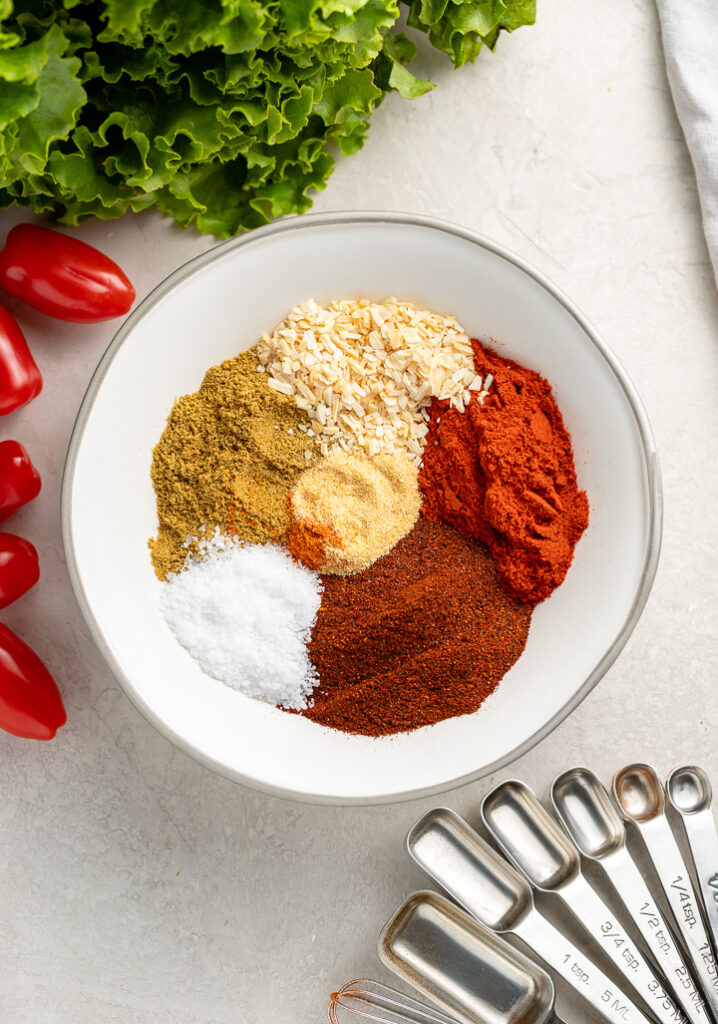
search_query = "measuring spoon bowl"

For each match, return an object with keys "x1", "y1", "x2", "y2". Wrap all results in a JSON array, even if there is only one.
[
  {"x1": 613, "y1": 764, "x2": 665, "y2": 823},
  {"x1": 551, "y1": 768, "x2": 626, "y2": 859},
  {"x1": 379, "y1": 891, "x2": 558, "y2": 1024},
  {"x1": 408, "y1": 808, "x2": 534, "y2": 933},
  {"x1": 481, "y1": 780, "x2": 579, "y2": 891},
  {"x1": 667, "y1": 767, "x2": 713, "y2": 816}
]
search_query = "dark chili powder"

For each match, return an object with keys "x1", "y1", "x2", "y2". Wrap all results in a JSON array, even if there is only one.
[
  {"x1": 419, "y1": 339, "x2": 589, "y2": 605},
  {"x1": 300, "y1": 518, "x2": 531, "y2": 736}
]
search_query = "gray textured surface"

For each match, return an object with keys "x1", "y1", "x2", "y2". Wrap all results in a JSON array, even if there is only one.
[{"x1": 1, "y1": 1, "x2": 717, "y2": 1021}]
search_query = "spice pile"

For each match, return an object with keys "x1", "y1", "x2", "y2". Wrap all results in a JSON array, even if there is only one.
[
  {"x1": 151, "y1": 298, "x2": 589, "y2": 735},
  {"x1": 286, "y1": 451, "x2": 421, "y2": 575},
  {"x1": 257, "y1": 298, "x2": 490, "y2": 464},
  {"x1": 150, "y1": 350, "x2": 319, "y2": 580},
  {"x1": 420, "y1": 340, "x2": 589, "y2": 605},
  {"x1": 161, "y1": 532, "x2": 322, "y2": 710},
  {"x1": 305, "y1": 519, "x2": 531, "y2": 735}
]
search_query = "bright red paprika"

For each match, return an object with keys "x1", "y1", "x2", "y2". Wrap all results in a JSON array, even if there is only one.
[
  {"x1": 0, "y1": 223, "x2": 135, "y2": 323},
  {"x1": 0, "y1": 532, "x2": 39, "y2": 608},
  {"x1": 0, "y1": 304, "x2": 42, "y2": 414},
  {"x1": 0, "y1": 623, "x2": 65, "y2": 739},
  {"x1": 0, "y1": 441, "x2": 41, "y2": 521}
]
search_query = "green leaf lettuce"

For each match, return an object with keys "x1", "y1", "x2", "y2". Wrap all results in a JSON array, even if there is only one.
[{"x1": 0, "y1": 0, "x2": 535, "y2": 235}]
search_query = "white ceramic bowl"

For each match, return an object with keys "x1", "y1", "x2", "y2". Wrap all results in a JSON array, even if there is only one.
[{"x1": 63, "y1": 212, "x2": 661, "y2": 804}]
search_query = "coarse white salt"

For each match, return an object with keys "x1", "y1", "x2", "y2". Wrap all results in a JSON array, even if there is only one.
[{"x1": 160, "y1": 532, "x2": 322, "y2": 710}]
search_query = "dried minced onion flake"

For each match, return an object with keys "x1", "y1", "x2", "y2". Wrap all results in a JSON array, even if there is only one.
[{"x1": 257, "y1": 298, "x2": 491, "y2": 465}]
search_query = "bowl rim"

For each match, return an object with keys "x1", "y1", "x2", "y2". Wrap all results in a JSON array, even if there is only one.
[{"x1": 61, "y1": 210, "x2": 663, "y2": 806}]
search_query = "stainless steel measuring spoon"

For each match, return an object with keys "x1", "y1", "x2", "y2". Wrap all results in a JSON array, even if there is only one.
[
  {"x1": 551, "y1": 767, "x2": 707, "y2": 1024},
  {"x1": 667, "y1": 767, "x2": 718, "y2": 961},
  {"x1": 481, "y1": 779, "x2": 690, "y2": 1024},
  {"x1": 379, "y1": 889, "x2": 561, "y2": 1024},
  {"x1": 613, "y1": 764, "x2": 718, "y2": 1022},
  {"x1": 407, "y1": 807, "x2": 652, "y2": 1024}
]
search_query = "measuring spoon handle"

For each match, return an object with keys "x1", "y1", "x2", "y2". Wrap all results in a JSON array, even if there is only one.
[
  {"x1": 676, "y1": 811, "x2": 718, "y2": 959},
  {"x1": 639, "y1": 821, "x2": 718, "y2": 1020},
  {"x1": 562, "y1": 876, "x2": 689, "y2": 1024},
  {"x1": 515, "y1": 911, "x2": 652, "y2": 1024},
  {"x1": 604, "y1": 849, "x2": 708, "y2": 1024}
]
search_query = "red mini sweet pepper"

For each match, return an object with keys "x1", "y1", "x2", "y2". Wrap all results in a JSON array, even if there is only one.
[
  {"x1": 0, "y1": 532, "x2": 39, "y2": 608},
  {"x1": 0, "y1": 441, "x2": 41, "y2": 521},
  {"x1": 0, "y1": 223, "x2": 135, "y2": 323},
  {"x1": 0, "y1": 304, "x2": 42, "y2": 414},
  {"x1": 0, "y1": 623, "x2": 65, "y2": 739}
]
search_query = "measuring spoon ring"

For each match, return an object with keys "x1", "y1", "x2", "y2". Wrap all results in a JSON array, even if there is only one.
[
  {"x1": 407, "y1": 806, "x2": 653, "y2": 1024},
  {"x1": 613, "y1": 764, "x2": 718, "y2": 1023},
  {"x1": 482, "y1": 779, "x2": 690, "y2": 1024},
  {"x1": 551, "y1": 767, "x2": 707, "y2": 1024}
]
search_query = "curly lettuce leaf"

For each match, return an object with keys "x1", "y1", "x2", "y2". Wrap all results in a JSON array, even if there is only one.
[
  {"x1": 0, "y1": 0, "x2": 535, "y2": 235},
  {"x1": 406, "y1": 0, "x2": 536, "y2": 67},
  {"x1": 375, "y1": 31, "x2": 434, "y2": 99},
  {"x1": 0, "y1": 23, "x2": 85, "y2": 180}
]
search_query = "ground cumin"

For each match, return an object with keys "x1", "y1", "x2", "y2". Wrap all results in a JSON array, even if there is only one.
[
  {"x1": 150, "y1": 349, "x2": 317, "y2": 580},
  {"x1": 301, "y1": 518, "x2": 531, "y2": 736}
]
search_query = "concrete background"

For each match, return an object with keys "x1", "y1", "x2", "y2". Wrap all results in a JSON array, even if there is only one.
[{"x1": 1, "y1": 0, "x2": 717, "y2": 1020}]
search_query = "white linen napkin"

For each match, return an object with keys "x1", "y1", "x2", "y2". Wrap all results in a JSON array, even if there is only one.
[{"x1": 656, "y1": 0, "x2": 718, "y2": 286}]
